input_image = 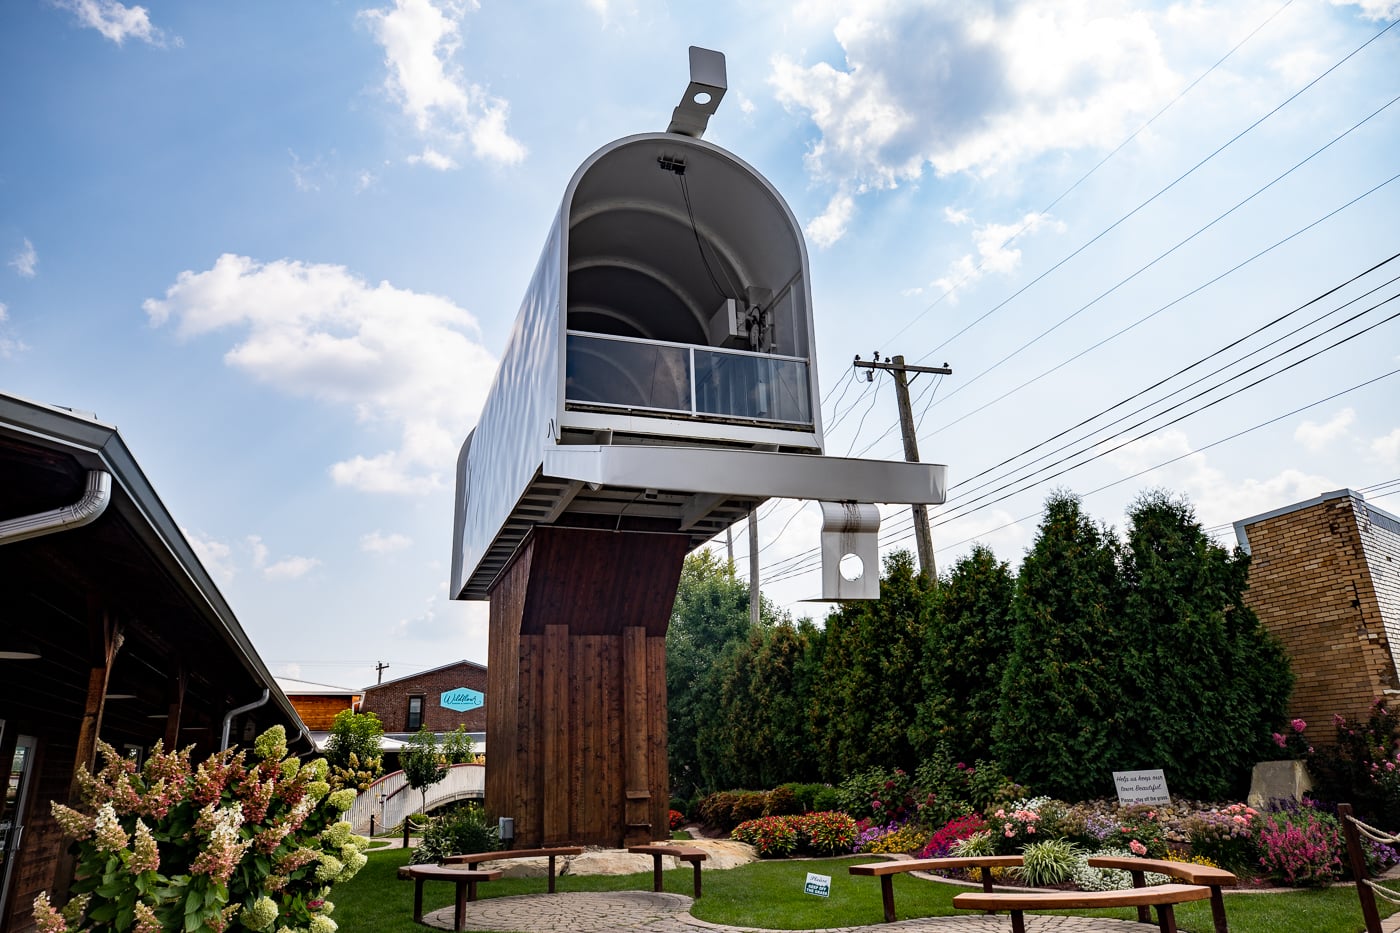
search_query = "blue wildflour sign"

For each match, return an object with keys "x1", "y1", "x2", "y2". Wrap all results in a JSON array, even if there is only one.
[{"x1": 440, "y1": 687, "x2": 484, "y2": 712}]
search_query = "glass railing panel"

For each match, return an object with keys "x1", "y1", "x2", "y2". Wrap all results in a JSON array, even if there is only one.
[
  {"x1": 693, "y1": 349, "x2": 811, "y2": 425},
  {"x1": 565, "y1": 333, "x2": 692, "y2": 414}
]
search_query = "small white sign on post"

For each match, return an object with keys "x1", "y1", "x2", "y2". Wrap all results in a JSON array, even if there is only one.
[
  {"x1": 1113, "y1": 769, "x2": 1171, "y2": 806},
  {"x1": 804, "y1": 872, "x2": 831, "y2": 897}
]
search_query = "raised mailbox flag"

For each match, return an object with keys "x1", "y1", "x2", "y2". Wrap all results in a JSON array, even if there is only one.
[{"x1": 440, "y1": 687, "x2": 484, "y2": 712}]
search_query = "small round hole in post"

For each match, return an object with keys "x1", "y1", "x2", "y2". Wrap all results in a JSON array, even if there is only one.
[
  {"x1": 839, "y1": 553, "x2": 864, "y2": 582},
  {"x1": 692, "y1": 91, "x2": 712, "y2": 105}
]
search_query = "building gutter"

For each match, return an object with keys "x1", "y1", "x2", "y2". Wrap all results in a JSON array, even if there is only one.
[{"x1": 0, "y1": 469, "x2": 111, "y2": 545}]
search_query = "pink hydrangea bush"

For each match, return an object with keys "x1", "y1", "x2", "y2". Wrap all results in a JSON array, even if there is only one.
[{"x1": 34, "y1": 727, "x2": 365, "y2": 933}]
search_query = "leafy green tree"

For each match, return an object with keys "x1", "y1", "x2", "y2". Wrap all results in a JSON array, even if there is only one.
[
  {"x1": 812, "y1": 550, "x2": 933, "y2": 779},
  {"x1": 1119, "y1": 489, "x2": 1292, "y2": 798},
  {"x1": 995, "y1": 492, "x2": 1128, "y2": 798},
  {"x1": 401, "y1": 726, "x2": 448, "y2": 815},
  {"x1": 667, "y1": 550, "x2": 759, "y2": 799},
  {"x1": 912, "y1": 544, "x2": 1016, "y2": 763},
  {"x1": 325, "y1": 709, "x2": 385, "y2": 791},
  {"x1": 443, "y1": 725, "x2": 477, "y2": 765}
]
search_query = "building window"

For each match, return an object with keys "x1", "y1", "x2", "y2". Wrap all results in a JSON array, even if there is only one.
[{"x1": 407, "y1": 695, "x2": 424, "y2": 730}]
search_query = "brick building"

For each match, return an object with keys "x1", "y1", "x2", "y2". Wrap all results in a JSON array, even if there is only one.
[
  {"x1": 359, "y1": 660, "x2": 488, "y2": 736},
  {"x1": 275, "y1": 677, "x2": 359, "y2": 731},
  {"x1": 1235, "y1": 488, "x2": 1400, "y2": 730}
]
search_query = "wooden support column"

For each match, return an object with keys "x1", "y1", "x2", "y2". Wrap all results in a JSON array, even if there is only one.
[
  {"x1": 69, "y1": 608, "x2": 122, "y2": 800},
  {"x1": 541, "y1": 624, "x2": 570, "y2": 844},
  {"x1": 164, "y1": 666, "x2": 187, "y2": 749},
  {"x1": 622, "y1": 626, "x2": 651, "y2": 844}
]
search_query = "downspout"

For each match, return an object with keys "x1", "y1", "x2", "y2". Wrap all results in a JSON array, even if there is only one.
[
  {"x1": 220, "y1": 689, "x2": 270, "y2": 751},
  {"x1": 0, "y1": 470, "x2": 111, "y2": 545}
]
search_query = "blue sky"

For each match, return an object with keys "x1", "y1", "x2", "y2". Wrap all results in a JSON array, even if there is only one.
[{"x1": 3, "y1": 0, "x2": 1397, "y2": 691}]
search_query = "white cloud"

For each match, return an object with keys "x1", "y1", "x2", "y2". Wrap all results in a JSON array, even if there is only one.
[
  {"x1": 264, "y1": 555, "x2": 322, "y2": 580},
  {"x1": 247, "y1": 534, "x2": 270, "y2": 568},
  {"x1": 51, "y1": 0, "x2": 172, "y2": 46},
  {"x1": 770, "y1": 0, "x2": 1179, "y2": 243},
  {"x1": 9, "y1": 239, "x2": 37, "y2": 278},
  {"x1": 930, "y1": 211, "x2": 1065, "y2": 298},
  {"x1": 355, "y1": 170, "x2": 378, "y2": 193},
  {"x1": 807, "y1": 191, "x2": 856, "y2": 248},
  {"x1": 0, "y1": 302, "x2": 28, "y2": 358},
  {"x1": 361, "y1": 530, "x2": 413, "y2": 552},
  {"x1": 1294, "y1": 407, "x2": 1355, "y2": 452},
  {"x1": 1372, "y1": 428, "x2": 1400, "y2": 469},
  {"x1": 144, "y1": 253, "x2": 498, "y2": 494},
  {"x1": 361, "y1": 0, "x2": 526, "y2": 167},
  {"x1": 1330, "y1": 0, "x2": 1400, "y2": 21},
  {"x1": 406, "y1": 147, "x2": 458, "y2": 170},
  {"x1": 1106, "y1": 429, "x2": 1337, "y2": 528},
  {"x1": 392, "y1": 581, "x2": 488, "y2": 642},
  {"x1": 184, "y1": 527, "x2": 236, "y2": 584}
]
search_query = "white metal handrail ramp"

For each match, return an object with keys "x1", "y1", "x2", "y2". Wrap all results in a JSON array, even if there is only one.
[{"x1": 346, "y1": 763, "x2": 485, "y2": 834}]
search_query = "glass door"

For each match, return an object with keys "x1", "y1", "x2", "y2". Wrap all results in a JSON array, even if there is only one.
[{"x1": 0, "y1": 735, "x2": 38, "y2": 919}]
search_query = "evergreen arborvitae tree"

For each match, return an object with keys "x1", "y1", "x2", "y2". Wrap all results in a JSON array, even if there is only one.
[
  {"x1": 912, "y1": 544, "x2": 1016, "y2": 763},
  {"x1": 1120, "y1": 489, "x2": 1293, "y2": 798},
  {"x1": 996, "y1": 492, "x2": 1129, "y2": 799},
  {"x1": 666, "y1": 549, "x2": 774, "y2": 798},
  {"x1": 699, "y1": 620, "x2": 822, "y2": 789},
  {"x1": 812, "y1": 550, "x2": 933, "y2": 780}
]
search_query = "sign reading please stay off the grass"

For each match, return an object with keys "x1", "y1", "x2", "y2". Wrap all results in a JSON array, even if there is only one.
[{"x1": 1113, "y1": 768, "x2": 1171, "y2": 806}]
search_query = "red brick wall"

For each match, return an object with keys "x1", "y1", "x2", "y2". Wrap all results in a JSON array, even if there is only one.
[
  {"x1": 1241, "y1": 493, "x2": 1399, "y2": 730},
  {"x1": 359, "y1": 662, "x2": 488, "y2": 733}
]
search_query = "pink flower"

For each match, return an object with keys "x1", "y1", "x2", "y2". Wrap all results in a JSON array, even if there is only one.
[
  {"x1": 1272, "y1": 733, "x2": 1287, "y2": 748},
  {"x1": 1291, "y1": 718, "x2": 1307, "y2": 733},
  {"x1": 1129, "y1": 840, "x2": 1148, "y2": 856}
]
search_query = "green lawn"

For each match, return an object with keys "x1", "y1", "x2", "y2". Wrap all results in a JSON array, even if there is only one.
[{"x1": 333, "y1": 849, "x2": 1398, "y2": 933}]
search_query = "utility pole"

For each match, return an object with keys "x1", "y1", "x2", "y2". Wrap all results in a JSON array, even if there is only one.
[
  {"x1": 852, "y1": 353, "x2": 952, "y2": 582},
  {"x1": 375, "y1": 661, "x2": 390, "y2": 685},
  {"x1": 748, "y1": 510, "x2": 760, "y2": 626}
]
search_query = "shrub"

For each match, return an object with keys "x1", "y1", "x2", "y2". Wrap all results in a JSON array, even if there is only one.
[
  {"x1": 780, "y1": 783, "x2": 829, "y2": 813},
  {"x1": 696, "y1": 792, "x2": 736, "y2": 829},
  {"x1": 836, "y1": 767, "x2": 916, "y2": 822},
  {"x1": 1072, "y1": 846, "x2": 1171, "y2": 891},
  {"x1": 795, "y1": 811, "x2": 858, "y2": 855},
  {"x1": 325, "y1": 710, "x2": 385, "y2": 792},
  {"x1": 914, "y1": 747, "x2": 1019, "y2": 822},
  {"x1": 1017, "y1": 839, "x2": 1081, "y2": 887},
  {"x1": 669, "y1": 809, "x2": 686, "y2": 831},
  {"x1": 34, "y1": 728, "x2": 365, "y2": 933},
  {"x1": 731, "y1": 791, "x2": 767, "y2": 824},
  {"x1": 1109, "y1": 805, "x2": 1168, "y2": 859},
  {"x1": 731, "y1": 816, "x2": 798, "y2": 858},
  {"x1": 763, "y1": 785, "x2": 800, "y2": 816},
  {"x1": 951, "y1": 829, "x2": 997, "y2": 858},
  {"x1": 811, "y1": 786, "x2": 842, "y2": 813},
  {"x1": 862, "y1": 823, "x2": 930, "y2": 855},
  {"x1": 412, "y1": 803, "x2": 499, "y2": 864},
  {"x1": 985, "y1": 796, "x2": 1058, "y2": 854},
  {"x1": 1185, "y1": 803, "x2": 1260, "y2": 874},
  {"x1": 1309, "y1": 701, "x2": 1400, "y2": 827},
  {"x1": 1256, "y1": 808, "x2": 1343, "y2": 886},
  {"x1": 919, "y1": 813, "x2": 987, "y2": 859}
]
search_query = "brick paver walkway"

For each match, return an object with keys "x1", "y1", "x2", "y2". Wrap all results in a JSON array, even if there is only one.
[{"x1": 421, "y1": 890, "x2": 1187, "y2": 933}]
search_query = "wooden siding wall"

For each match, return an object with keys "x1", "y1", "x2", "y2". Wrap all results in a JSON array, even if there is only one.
[{"x1": 486, "y1": 527, "x2": 685, "y2": 847}]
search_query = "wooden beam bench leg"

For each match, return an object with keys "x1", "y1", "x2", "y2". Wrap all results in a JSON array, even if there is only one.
[
  {"x1": 652, "y1": 853, "x2": 664, "y2": 893},
  {"x1": 978, "y1": 866, "x2": 995, "y2": 915},
  {"x1": 1156, "y1": 903, "x2": 1178, "y2": 933},
  {"x1": 880, "y1": 874, "x2": 897, "y2": 923},
  {"x1": 414, "y1": 877, "x2": 426, "y2": 924},
  {"x1": 1010, "y1": 909, "x2": 1026, "y2": 933},
  {"x1": 548, "y1": 855, "x2": 558, "y2": 894},
  {"x1": 453, "y1": 882, "x2": 468, "y2": 932},
  {"x1": 1209, "y1": 886, "x2": 1228, "y2": 933},
  {"x1": 691, "y1": 859, "x2": 702, "y2": 898},
  {"x1": 1129, "y1": 869, "x2": 1151, "y2": 925}
]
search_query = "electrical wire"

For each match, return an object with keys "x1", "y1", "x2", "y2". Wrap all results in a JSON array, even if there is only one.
[{"x1": 878, "y1": 0, "x2": 1300, "y2": 351}]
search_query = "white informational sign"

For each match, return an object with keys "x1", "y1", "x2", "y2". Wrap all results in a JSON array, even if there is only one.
[
  {"x1": 1113, "y1": 769, "x2": 1171, "y2": 806},
  {"x1": 804, "y1": 872, "x2": 831, "y2": 897}
]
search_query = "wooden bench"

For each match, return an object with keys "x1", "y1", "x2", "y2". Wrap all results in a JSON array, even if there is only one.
[
  {"x1": 441, "y1": 846, "x2": 584, "y2": 893},
  {"x1": 1086, "y1": 857, "x2": 1236, "y2": 933},
  {"x1": 627, "y1": 844, "x2": 708, "y2": 898},
  {"x1": 953, "y1": 884, "x2": 1210, "y2": 933},
  {"x1": 850, "y1": 856, "x2": 1024, "y2": 922},
  {"x1": 396, "y1": 864, "x2": 502, "y2": 931}
]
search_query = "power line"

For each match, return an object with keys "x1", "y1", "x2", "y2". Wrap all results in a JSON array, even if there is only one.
[
  {"x1": 877, "y1": 0, "x2": 1300, "y2": 351},
  {"x1": 910, "y1": 16, "x2": 1398, "y2": 367}
]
